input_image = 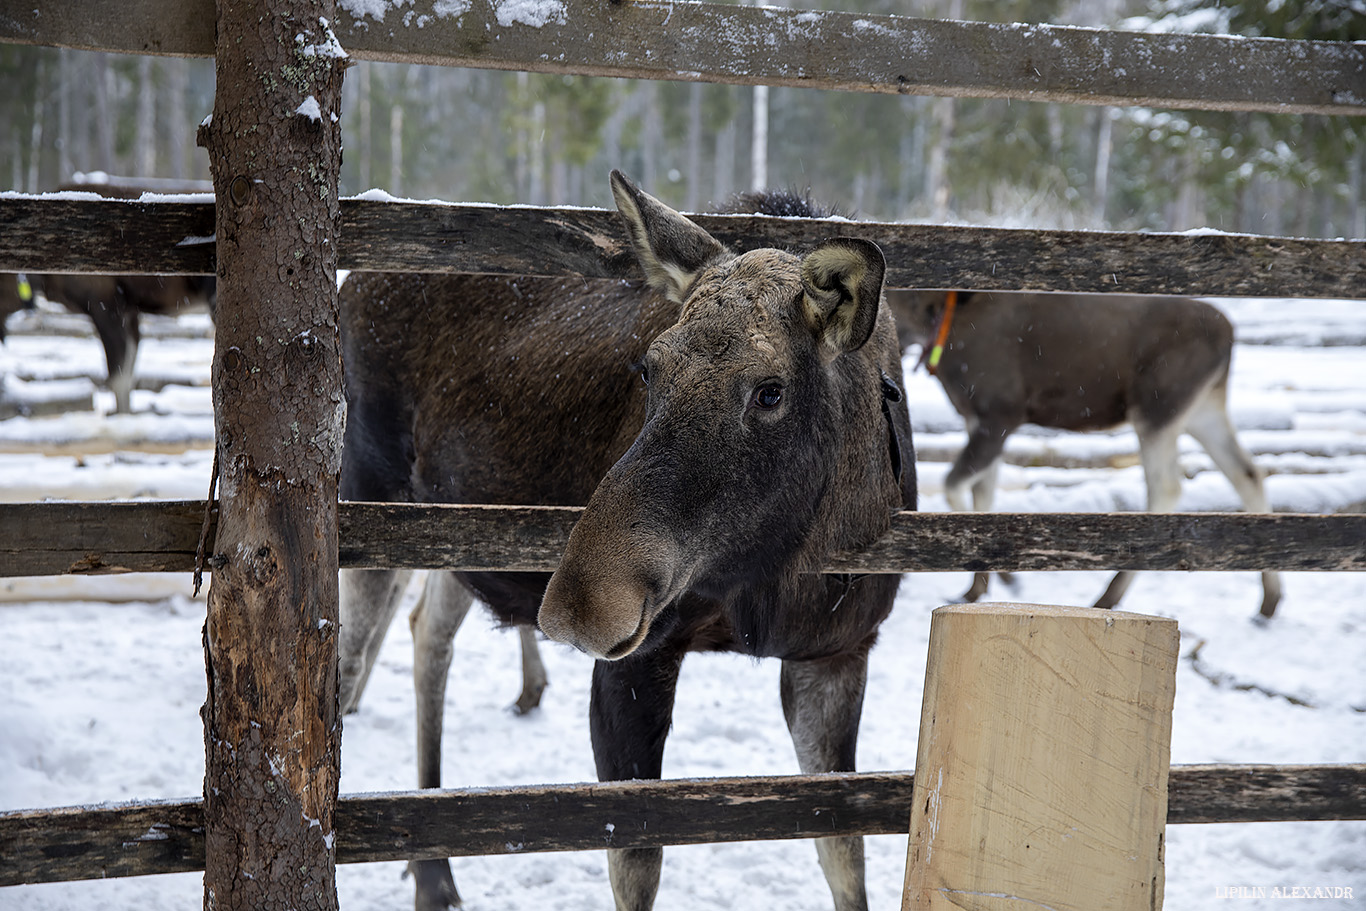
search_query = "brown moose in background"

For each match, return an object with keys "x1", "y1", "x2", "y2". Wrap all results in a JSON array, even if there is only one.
[
  {"x1": 887, "y1": 288, "x2": 1281, "y2": 619},
  {"x1": 1, "y1": 272, "x2": 216, "y2": 414}
]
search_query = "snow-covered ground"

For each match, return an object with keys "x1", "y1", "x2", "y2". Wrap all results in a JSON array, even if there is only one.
[{"x1": 0, "y1": 296, "x2": 1363, "y2": 910}]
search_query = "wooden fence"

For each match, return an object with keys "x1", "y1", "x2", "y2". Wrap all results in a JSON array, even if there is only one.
[{"x1": 1, "y1": 0, "x2": 1364, "y2": 900}]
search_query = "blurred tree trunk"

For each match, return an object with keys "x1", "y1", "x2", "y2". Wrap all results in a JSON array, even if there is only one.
[
  {"x1": 197, "y1": 0, "x2": 347, "y2": 907},
  {"x1": 1092, "y1": 107, "x2": 1113, "y2": 227},
  {"x1": 640, "y1": 81, "x2": 661, "y2": 193},
  {"x1": 896, "y1": 96, "x2": 923, "y2": 219},
  {"x1": 713, "y1": 113, "x2": 736, "y2": 205},
  {"x1": 94, "y1": 54, "x2": 115, "y2": 172},
  {"x1": 356, "y1": 62, "x2": 371, "y2": 190},
  {"x1": 686, "y1": 83, "x2": 702, "y2": 210},
  {"x1": 136, "y1": 56, "x2": 155, "y2": 177},
  {"x1": 166, "y1": 59, "x2": 190, "y2": 180},
  {"x1": 530, "y1": 97, "x2": 547, "y2": 204},
  {"x1": 26, "y1": 55, "x2": 44, "y2": 193},
  {"x1": 389, "y1": 66, "x2": 416, "y2": 196},
  {"x1": 925, "y1": 94, "x2": 954, "y2": 221},
  {"x1": 1350, "y1": 148, "x2": 1364, "y2": 239},
  {"x1": 924, "y1": 0, "x2": 962, "y2": 221},
  {"x1": 58, "y1": 49, "x2": 74, "y2": 182},
  {"x1": 750, "y1": 82, "x2": 768, "y2": 190}
]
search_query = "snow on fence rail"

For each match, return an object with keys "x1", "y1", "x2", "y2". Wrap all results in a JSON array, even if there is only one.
[{"x1": 2, "y1": 1, "x2": 1364, "y2": 906}]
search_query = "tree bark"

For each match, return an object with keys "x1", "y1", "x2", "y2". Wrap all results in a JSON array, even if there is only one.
[{"x1": 196, "y1": 1, "x2": 347, "y2": 909}]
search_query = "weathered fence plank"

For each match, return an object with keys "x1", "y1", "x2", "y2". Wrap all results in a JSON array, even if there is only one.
[
  {"x1": 3, "y1": 765, "x2": 1361, "y2": 887},
  {"x1": 3, "y1": 0, "x2": 1362, "y2": 116},
  {"x1": 2, "y1": 502, "x2": 1365, "y2": 578},
  {"x1": 2, "y1": 197, "x2": 1364, "y2": 298},
  {"x1": 1167, "y1": 763, "x2": 1366, "y2": 824}
]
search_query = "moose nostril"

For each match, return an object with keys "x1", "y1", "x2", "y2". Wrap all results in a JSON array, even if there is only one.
[{"x1": 601, "y1": 597, "x2": 652, "y2": 661}]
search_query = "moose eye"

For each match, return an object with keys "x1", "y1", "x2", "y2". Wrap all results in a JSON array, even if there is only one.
[
  {"x1": 752, "y1": 383, "x2": 783, "y2": 410},
  {"x1": 632, "y1": 361, "x2": 650, "y2": 387}
]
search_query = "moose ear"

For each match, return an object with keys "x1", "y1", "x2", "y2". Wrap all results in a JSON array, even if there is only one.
[
  {"x1": 611, "y1": 169, "x2": 728, "y2": 303},
  {"x1": 801, "y1": 237, "x2": 886, "y2": 357}
]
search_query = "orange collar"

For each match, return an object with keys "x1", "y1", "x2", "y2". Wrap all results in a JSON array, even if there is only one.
[{"x1": 923, "y1": 290, "x2": 958, "y2": 375}]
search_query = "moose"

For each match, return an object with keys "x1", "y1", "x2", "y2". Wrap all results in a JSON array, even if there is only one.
[
  {"x1": 0, "y1": 272, "x2": 216, "y2": 414},
  {"x1": 338, "y1": 171, "x2": 915, "y2": 911},
  {"x1": 886, "y1": 288, "x2": 1281, "y2": 619}
]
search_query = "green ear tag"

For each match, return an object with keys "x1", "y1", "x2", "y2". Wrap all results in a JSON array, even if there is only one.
[
  {"x1": 17, "y1": 275, "x2": 33, "y2": 303},
  {"x1": 927, "y1": 343, "x2": 944, "y2": 371}
]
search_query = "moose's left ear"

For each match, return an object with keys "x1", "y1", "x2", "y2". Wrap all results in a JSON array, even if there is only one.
[{"x1": 801, "y1": 237, "x2": 886, "y2": 358}]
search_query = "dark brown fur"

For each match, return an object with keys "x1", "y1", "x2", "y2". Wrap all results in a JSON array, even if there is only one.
[
  {"x1": 1, "y1": 273, "x2": 216, "y2": 413},
  {"x1": 886, "y1": 288, "x2": 1280, "y2": 617},
  {"x1": 338, "y1": 173, "x2": 915, "y2": 911}
]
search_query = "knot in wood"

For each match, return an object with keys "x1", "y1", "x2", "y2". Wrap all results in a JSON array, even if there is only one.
[{"x1": 229, "y1": 175, "x2": 253, "y2": 206}]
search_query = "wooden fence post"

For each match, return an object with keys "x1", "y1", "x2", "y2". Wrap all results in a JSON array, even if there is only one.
[
  {"x1": 197, "y1": 1, "x2": 347, "y2": 909},
  {"x1": 903, "y1": 603, "x2": 1178, "y2": 911}
]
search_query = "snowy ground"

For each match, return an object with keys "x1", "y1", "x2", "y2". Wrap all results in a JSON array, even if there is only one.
[{"x1": 0, "y1": 296, "x2": 1363, "y2": 910}]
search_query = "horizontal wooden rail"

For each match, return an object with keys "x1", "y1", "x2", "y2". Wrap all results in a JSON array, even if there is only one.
[
  {"x1": 1, "y1": 501, "x2": 1363, "y2": 578},
  {"x1": 2, "y1": 0, "x2": 1362, "y2": 116},
  {"x1": 2, "y1": 197, "x2": 1363, "y2": 298},
  {"x1": 2, "y1": 764, "x2": 1361, "y2": 887}
]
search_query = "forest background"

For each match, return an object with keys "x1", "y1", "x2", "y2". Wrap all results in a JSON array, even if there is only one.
[{"x1": 1, "y1": 0, "x2": 1363, "y2": 238}]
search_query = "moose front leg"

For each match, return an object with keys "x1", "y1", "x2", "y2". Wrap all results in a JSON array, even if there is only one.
[
  {"x1": 589, "y1": 647, "x2": 686, "y2": 911},
  {"x1": 409, "y1": 572, "x2": 475, "y2": 911},
  {"x1": 780, "y1": 645, "x2": 873, "y2": 911}
]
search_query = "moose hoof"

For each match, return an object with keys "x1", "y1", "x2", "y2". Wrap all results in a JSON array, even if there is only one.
[
  {"x1": 960, "y1": 572, "x2": 990, "y2": 603},
  {"x1": 511, "y1": 682, "x2": 547, "y2": 716},
  {"x1": 408, "y1": 858, "x2": 461, "y2": 911}
]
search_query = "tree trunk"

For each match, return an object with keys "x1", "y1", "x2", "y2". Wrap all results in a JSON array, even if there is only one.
[
  {"x1": 713, "y1": 113, "x2": 735, "y2": 205},
  {"x1": 196, "y1": 1, "x2": 347, "y2": 908},
  {"x1": 58, "y1": 49, "x2": 74, "y2": 182},
  {"x1": 26, "y1": 55, "x2": 45, "y2": 193},
  {"x1": 94, "y1": 53, "x2": 115, "y2": 171},
  {"x1": 1092, "y1": 107, "x2": 1113, "y2": 227},
  {"x1": 167, "y1": 59, "x2": 190, "y2": 181},
  {"x1": 356, "y1": 62, "x2": 371, "y2": 191},
  {"x1": 136, "y1": 55, "x2": 156, "y2": 177},
  {"x1": 925, "y1": 94, "x2": 954, "y2": 221},
  {"x1": 685, "y1": 83, "x2": 702, "y2": 211},
  {"x1": 389, "y1": 66, "x2": 415, "y2": 196},
  {"x1": 1350, "y1": 147, "x2": 1365, "y2": 239}
]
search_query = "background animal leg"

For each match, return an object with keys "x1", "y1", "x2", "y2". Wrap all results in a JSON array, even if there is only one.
[
  {"x1": 108, "y1": 331, "x2": 138, "y2": 414},
  {"x1": 780, "y1": 647, "x2": 872, "y2": 911},
  {"x1": 1096, "y1": 422, "x2": 1183, "y2": 609},
  {"x1": 511, "y1": 623, "x2": 548, "y2": 715},
  {"x1": 338, "y1": 568, "x2": 413, "y2": 713},
  {"x1": 408, "y1": 571, "x2": 475, "y2": 911},
  {"x1": 963, "y1": 459, "x2": 1004, "y2": 601},
  {"x1": 946, "y1": 428, "x2": 1007, "y2": 602},
  {"x1": 590, "y1": 648, "x2": 686, "y2": 911},
  {"x1": 1185, "y1": 395, "x2": 1283, "y2": 618},
  {"x1": 87, "y1": 298, "x2": 139, "y2": 414}
]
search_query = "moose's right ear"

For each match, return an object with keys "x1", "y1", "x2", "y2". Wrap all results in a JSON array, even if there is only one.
[{"x1": 611, "y1": 170, "x2": 728, "y2": 303}]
